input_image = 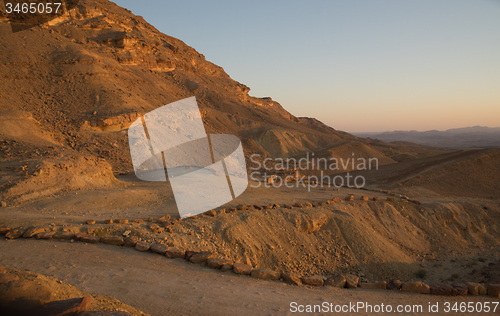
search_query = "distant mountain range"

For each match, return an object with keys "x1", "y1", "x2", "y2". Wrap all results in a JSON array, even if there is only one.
[{"x1": 355, "y1": 126, "x2": 500, "y2": 148}]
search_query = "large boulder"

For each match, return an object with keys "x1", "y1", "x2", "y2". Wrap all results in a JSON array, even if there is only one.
[
  {"x1": 281, "y1": 272, "x2": 302, "y2": 286},
  {"x1": 233, "y1": 263, "x2": 252, "y2": 275},
  {"x1": 401, "y1": 282, "x2": 430, "y2": 294},
  {"x1": 324, "y1": 275, "x2": 346, "y2": 288},
  {"x1": 251, "y1": 269, "x2": 280, "y2": 280},
  {"x1": 301, "y1": 275, "x2": 324, "y2": 286},
  {"x1": 465, "y1": 282, "x2": 487, "y2": 296}
]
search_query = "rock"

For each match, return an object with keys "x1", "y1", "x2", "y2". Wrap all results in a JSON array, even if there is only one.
[
  {"x1": 253, "y1": 205, "x2": 263, "y2": 210},
  {"x1": 85, "y1": 220, "x2": 95, "y2": 225},
  {"x1": 184, "y1": 251, "x2": 199, "y2": 260},
  {"x1": 358, "y1": 281, "x2": 386, "y2": 290},
  {"x1": 53, "y1": 232, "x2": 75, "y2": 240},
  {"x1": 165, "y1": 248, "x2": 185, "y2": 259},
  {"x1": 284, "y1": 204, "x2": 293, "y2": 209},
  {"x1": 451, "y1": 283, "x2": 468, "y2": 296},
  {"x1": 80, "y1": 235, "x2": 100, "y2": 244},
  {"x1": 272, "y1": 204, "x2": 280, "y2": 209},
  {"x1": 22, "y1": 227, "x2": 45, "y2": 238},
  {"x1": 331, "y1": 198, "x2": 343, "y2": 203},
  {"x1": 135, "y1": 241, "x2": 151, "y2": 252},
  {"x1": 157, "y1": 215, "x2": 171, "y2": 223},
  {"x1": 104, "y1": 219, "x2": 113, "y2": 224},
  {"x1": 5, "y1": 229, "x2": 25, "y2": 239},
  {"x1": 281, "y1": 272, "x2": 302, "y2": 286},
  {"x1": 207, "y1": 258, "x2": 233, "y2": 269},
  {"x1": 0, "y1": 266, "x2": 6, "y2": 274},
  {"x1": 150, "y1": 243, "x2": 169, "y2": 254},
  {"x1": 236, "y1": 205, "x2": 247, "y2": 211},
  {"x1": 75, "y1": 233, "x2": 91, "y2": 240},
  {"x1": 100, "y1": 236, "x2": 124, "y2": 246},
  {"x1": 345, "y1": 274, "x2": 359, "y2": 288},
  {"x1": 115, "y1": 219, "x2": 128, "y2": 224},
  {"x1": 233, "y1": 263, "x2": 253, "y2": 275},
  {"x1": 301, "y1": 275, "x2": 324, "y2": 286},
  {"x1": 0, "y1": 279, "x2": 54, "y2": 312},
  {"x1": 487, "y1": 284, "x2": 500, "y2": 298},
  {"x1": 36, "y1": 232, "x2": 55, "y2": 240},
  {"x1": 205, "y1": 210, "x2": 217, "y2": 217},
  {"x1": 345, "y1": 195, "x2": 354, "y2": 201},
  {"x1": 1, "y1": 201, "x2": 6, "y2": 207},
  {"x1": 360, "y1": 196, "x2": 369, "y2": 201},
  {"x1": 123, "y1": 236, "x2": 138, "y2": 247},
  {"x1": 324, "y1": 274, "x2": 346, "y2": 288},
  {"x1": 247, "y1": 205, "x2": 255, "y2": 210},
  {"x1": 304, "y1": 202, "x2": 313, "y2": 207},
  {"x1": 401, "y1": 282, "x2": 430, "y2": 294},
  {"x1": 228, "y1": 208, "x2": 237, "y2": 213},
  {"x1": 31, "y1": 297, "x2": 92, "y2": 316},
  {"x1": 386, "y1": 279, "x2": 403, "y2": 290},
  {"x1": 312, "y1": 202, "x2": 319, "y2": 207},
  {"x1": 221, "y1": 264, "x2": 233, "y2": 272},
  {"x1": 122, "y1": 230, "x2": 131, "y2": 237},
  {"x1": 251, "y1": 269, "x2": 280, "y2": 280},
  {"x1": 190, "y1": 252, "x2": 216, "y2": 264},
  {"x1": 387, "y1": 197, "x2": 396, "y2": 202},
  {"x1": 133, "y1": 219, "x2": 143, "y2": 224},
  {"x1": 293, "y1": 203, "x2": 303, "y2": 208},
  {"x1": 264, "y1": 205, "x2": 273, "y2": 210},
  {"x1": 147, "y1": 217, "x2": 154, "y2": 222},
  {"x1": 0, "y1": 273, "x2": 19, "y2": 284},
  {"x1": 465, "y1": 282, "x2": 487, "y2": 296},
  {"x1": 430, "y1": 284, "x2": 457, "y2": 296},
  {"x1": 0, "y1": 227, "x2": 10, "y2": 235},
  {"x1": 372, "y1": 197, "x2": 380, "y2": 202}
]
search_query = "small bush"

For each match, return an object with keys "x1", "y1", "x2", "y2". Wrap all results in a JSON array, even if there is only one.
[{"x1": 415, "y1": 269, "x2": 427, "y2": 279}]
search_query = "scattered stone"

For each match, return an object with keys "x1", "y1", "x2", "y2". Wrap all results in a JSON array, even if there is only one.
[
  {"x1": 190, "y1": 251, "x2": 216, "y2": 264},
  {"x1": 345, "y1": 274, "x2": 359, "y2": 288},
  {"x1": 133, "y1": 219, "x2": 143, "y2": 224},
  {"x1": 122, "y1": 230, "x2": 131, "y2": 237},
  {"x1": 147, "y1": 217, "x2": 154, "y2": 222},
  {"x1": 358, "y1": 281, "x2": 386, "y2": 290},
  {"x1": 205, "y1": 210, "x2": 217, "y2": 217},
  {"x1": 135, "y1": 241, "x2": 151, "y2": 252},
  {"x1": 283, "y1": 204, "x2": 293, "y2": 209},
  {"x1": 123, "y1": 236, "x2": 138, "y2": 247},
  {"x1": 22, "y1": 227, "x2": 45, "y2": 238},
  {"x1": 253, "y1": 205, "x2": 263, "y2": 210},
  {"x1": 386, "y1": 279, "x2": 403, "y2": 290},
  {"x1": 251, "y1": 269, "x2": 280, "y2": 280},
  {"x1": 32, "y1": 297, "x2": 92, "y2": 316},
  {"x1": 345, "y1": 195, "x2": 354, "y2": 201},
  {"x1": 184, "y1": 251, "x2": 199, "y2": 260},
  {"x1": 0, "y1": 227, "x2": 10, "y2": 235},
  {"x1": 430, "y1": 284, "x2": 456, "y2": 296},
  {"x1": 318, "y1": 202, "x2": 327, "y2": 206},
  {"x1": 325, "y1": 274, "x2": 346, "y2": 288},
  {"x1": 221, "y1": 264, "x2": 233, "y2": 272},
  {"x1": 229, "y1": 208, "x2": 237, "y2": 213},
  {"x1": 487, "y1": 284, "x2": 500, "y2": 298},
  {"x1": 116, "y1": 219, "x2": 128, "y2": 224},
  {"x1": 451, "y1": 283, "x2": 468, "y2": 296},
  {"x1": 401, "y1": 282, "x2": 430, "y2": 294},
  {"x1": 237, "y1": 205, "x2": 248, "y2": 211},
  {"x1": 387, "y1": 197, "x2": 396, "y2": 202},
  {"x1": 293, "y1": 203, "x2": 303, "y2": 208},
  {"x1": 166, "y1": 227, "x2": 173, "y2": 233},
  {"x1": 208, "y1": 258, "x2": 233, "y2": 269},
  {"x1": 301, "y1": 275, "x2": 324, "y2": 286},
  {"x1": 304, "y1": 202, "x2": 313, "y2": 207},
  {"x1": 150, "y1": 243, "x2": 169, "y2": 254},
  {"x1": 372, "y1": 197, "x2": 380, "y2": 202},
  {"x1": 465, "y1": 282, "x2": 487, "y2": 296},
  {"x1": 5, "y1": 229, "x2": 25, "y2": 239},
  {"x1": 247, "y1": 205, "x2": 255, "y2": 210},
  {"x1": 104, "y1": 219, "x2": 113, "y2": 224},
  {"x1": 86, "y1": 220, "x2": 96, "y2": 225},
  {"x1": 53, "y1": 232, "x2": 75, "y2": 240},
  {"x1": 149, "y1": 224, "x2": 160, "y2": 230},
  {"x1": 331, "y1": 198, "x2": 343, "y2": 203},
  {"x1": 218, "y1": 209, "x2": 227, "y2": 214},
  {"x1": 165, "y1": 248, "x2": 185, "y2": 259},
  {"x1": 360, "y1": 196, "x2": 369, "y2": 201},
  {"x1": 281, "y1": 272, "x2": 302, "y2": 286},
  {"x1": 272, "y1": 204, "x2": 280, "y2": 209},
  {"x1": 1, "y1": 201, "x2": 6, "y2": 207},
  {"x1": 75, "y1": 233, "x2": 91, "y2": 240},
  {"x1": 233, "y1": 263, "x2": 253, "y2": 275},
  {"x1": 157, "y1": 215, "x2": 171, "y2": 223},
  {"x1": 80, "y1": 235, "x2": 100, "y2": 244},
  {"x1": 36, "y1": 232, "x2": 55, "y2": 240},
  {"x1": 264, "y1": 205, "x2": 273, "y2": 210},
  {"x1": 100, "y1": 236, "x2": 124, "y2": 246}
]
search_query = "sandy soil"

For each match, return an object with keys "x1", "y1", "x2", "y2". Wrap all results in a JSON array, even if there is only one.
[{"x1": 1, "y1": 239, "x2": 499, "y2": 316}]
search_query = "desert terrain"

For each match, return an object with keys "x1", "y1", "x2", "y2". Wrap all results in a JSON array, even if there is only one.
[{"x1": 1, "y1": 0, "x2": 500, "y2": 315}]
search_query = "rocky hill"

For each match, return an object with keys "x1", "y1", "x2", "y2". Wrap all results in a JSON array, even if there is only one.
[{"x1": 0, "y1": 0, "x2": 442, "y2": 203}]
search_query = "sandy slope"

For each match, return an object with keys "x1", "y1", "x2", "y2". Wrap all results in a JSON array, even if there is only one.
[{"x1": 1, "y1": 239, "x2": 499, "y2": 316}]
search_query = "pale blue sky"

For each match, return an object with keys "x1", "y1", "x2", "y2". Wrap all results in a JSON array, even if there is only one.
[{"x1": 113, "y1": 0, "x2": 500, "y2": 132}]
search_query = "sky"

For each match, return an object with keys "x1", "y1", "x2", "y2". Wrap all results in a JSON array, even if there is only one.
[{"x1": 113, "y1": 0, "x2": 500, "y2": 133}]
